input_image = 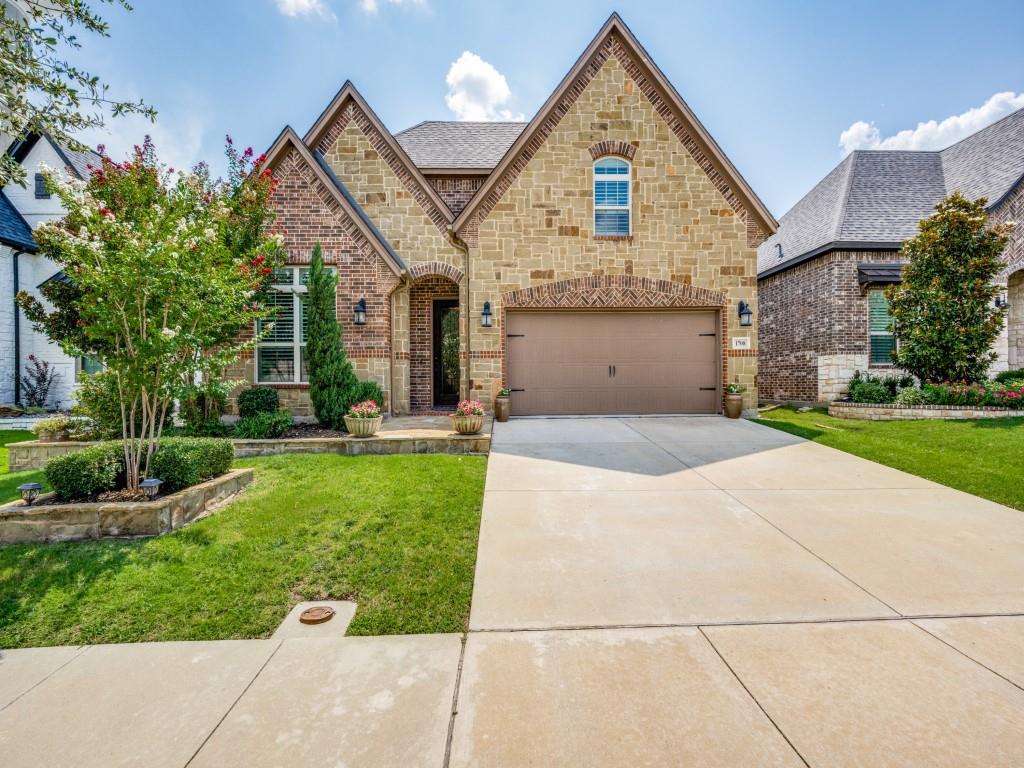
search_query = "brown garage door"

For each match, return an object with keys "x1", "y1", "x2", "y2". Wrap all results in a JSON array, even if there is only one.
[{"x1": 506, "y1": 310, "x2": 720, "y2": 415}]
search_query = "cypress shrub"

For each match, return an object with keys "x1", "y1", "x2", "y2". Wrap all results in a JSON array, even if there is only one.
[{"x1": 305, "y1": 243, "x2": 358, "y2": 429}]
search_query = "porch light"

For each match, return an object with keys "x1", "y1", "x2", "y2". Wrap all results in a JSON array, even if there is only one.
[
  {"x1": 995, "y1": 294, "x2": 1010, "y2": 311},
  {"x1": 140, "y1": 478, "x2": 162, "y2": 499},
  {"x1": 481, "y1": 301, "x2": 493, "y2": 328},
  {"x1": 737, "y1": 300, "x2": 753, "y2": 327},
  {"x1": 18, "y1": 482, "x2": 42, "y2": 505},
  {"x1": 353, "y1": 298, "x2": 367, "y2": 326}
]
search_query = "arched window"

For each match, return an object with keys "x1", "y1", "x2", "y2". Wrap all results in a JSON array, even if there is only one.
[{"x1": 593, "y1": 156, "x2": 631, "y2": 236}]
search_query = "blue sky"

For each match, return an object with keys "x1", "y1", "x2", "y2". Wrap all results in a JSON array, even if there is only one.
[{"x1": 73, "y1": 0, "x2": 1024, "y2": 215}]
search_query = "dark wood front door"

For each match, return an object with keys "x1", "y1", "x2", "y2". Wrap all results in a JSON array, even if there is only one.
[{"x1": 432, "y1": 299, "x2": 460, "y2": 407}]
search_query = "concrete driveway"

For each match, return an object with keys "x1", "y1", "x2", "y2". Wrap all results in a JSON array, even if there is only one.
[
  {"x1": 3, "y1": 416, "x2": 1023, "y2": 767},
  {"x1": 455, "y1": 416, "x2": 1024, "y2": 766}
]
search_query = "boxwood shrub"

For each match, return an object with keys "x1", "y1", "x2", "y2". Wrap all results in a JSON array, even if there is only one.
[
  {"x1": 44, "y1": 437, "x2": 234, "y2": 501},
  {"x1": 45, "y1": 442, "x2": 124, "y2": 501},
  {"x1": 237, "y1": 386, "x2": 280, "y2": 419},
  {"x1": 233, "y1": 410, "x2": 292, "y2": 440}
]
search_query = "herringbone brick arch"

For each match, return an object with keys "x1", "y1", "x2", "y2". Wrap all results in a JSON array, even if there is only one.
[
  {"x1": 502, "y1": 275, "x2": 727, "y2": 309},
  {"x1": 408, "y1": 261, "x2": 465, "y2": 284}
]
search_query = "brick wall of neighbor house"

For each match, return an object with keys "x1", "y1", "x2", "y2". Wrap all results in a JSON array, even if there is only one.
[
  {"x1": 408, "y1": 275, "x2": 459, "y2": 412},
  {"x1": 758, "y1": 250, "x2": 904, "y2": 403},
  {"x1": 223, "y1": 146, "x2": 401, "y2": 416},
  {"x1": 463, "y1": 52, "x2": 760, "y2": 411},
  {"x1": 426, "y1": 175, "x2": 484, "y2": 217}
]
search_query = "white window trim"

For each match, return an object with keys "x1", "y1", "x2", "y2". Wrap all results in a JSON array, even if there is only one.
[
  {"x1": 593, "y1": 157, "x2": 631, "y2": 236},
  {"x1": 255, "y1": 267, "x2": 307, "y2": 384},
  {"x1": 868, "y1": 287, "x2": 897, "y2": 367}
]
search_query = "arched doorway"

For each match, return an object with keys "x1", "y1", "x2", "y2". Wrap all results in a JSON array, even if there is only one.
[{"x1": 409, "y1": 273, "x2": 462, "y2": 412}]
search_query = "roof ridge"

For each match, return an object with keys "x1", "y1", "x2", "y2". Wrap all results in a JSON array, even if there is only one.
[{"x1": 939, "y1": 104, "x2": 1024, "y2": 155}]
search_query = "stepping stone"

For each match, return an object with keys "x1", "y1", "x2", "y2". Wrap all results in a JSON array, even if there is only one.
[{"x1": 271, "y1": 601, "x2": 356, "y2": 639}]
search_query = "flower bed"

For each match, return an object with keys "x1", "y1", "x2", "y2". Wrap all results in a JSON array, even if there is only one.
[{"x1": 0, "y1": 468, "x2": 253, "y2": 545}]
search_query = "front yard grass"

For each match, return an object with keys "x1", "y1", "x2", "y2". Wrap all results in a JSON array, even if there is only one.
[
  {"x1": 0, "y1": 429, "x2": 47, "y2": 505},
  {"x1": 754, "y1": 407, "x2": 1024, "y2": 511},
  {"x1": 0, "y1": 453, "x2": 486, "y2": 648}
]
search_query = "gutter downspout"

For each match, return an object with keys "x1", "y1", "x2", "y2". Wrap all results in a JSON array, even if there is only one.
[
  {"x1": 12, "y1": 249, "x2": 21, "y2": 405},
  {"x1": 447, "y1": 228, "x2": 471, "y2": 400}
]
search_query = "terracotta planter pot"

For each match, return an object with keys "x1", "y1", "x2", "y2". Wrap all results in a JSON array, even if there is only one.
[
  {"x1": 343, "y1": 415, "x2": 383, "y2": 437},
  {"x1": 450, "y1": 414, "x2": 484, "y2": 435},
  {"x1": 724, "y1": 394, "x2": 744, "y2": 419},
  {"x1": 494, "y1": 397, "x2": 510, "y2": 423}
]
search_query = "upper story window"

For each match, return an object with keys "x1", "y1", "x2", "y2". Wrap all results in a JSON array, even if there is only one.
[
  {"x1": 593, "y1": 157, "x2": 630, "y2": 236},
  {"x1": 34, "y1": 173, "x2": 50, "y2": 199},
  {"x1": 868, "y1": 288, "x2": 896, "y2": 366}
]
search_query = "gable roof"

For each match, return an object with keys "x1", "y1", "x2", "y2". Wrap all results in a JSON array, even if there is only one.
[
  {"x1": 759, "y1": 106, "x2": 1024, "y2": 278},
  {"x1": 264, "y1": 126, "x2": 405, "y2": 276},
  {"x1": 452, "y1": 13, "x2": 778, "y2": 240},
  {"x1": 394, "y1": 121, "x2": 526, "y2": 171},
  {"x1": 302, "y1": 81, "x2": 454, "y2": 224},
  {"x1": 0, "y1": 190, "x2": 37, "y2": 252},
  {"x1": 5, "y1": 132, "x2": 100, "y2": 180}
]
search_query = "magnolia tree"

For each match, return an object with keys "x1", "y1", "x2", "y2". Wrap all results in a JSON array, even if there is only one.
[
  {"x1": 887, "y1": 193, "x2": 1013, "y2": 383},
  {"x1": 19, "y1": 137, "x2": 284, "y2": 489}
]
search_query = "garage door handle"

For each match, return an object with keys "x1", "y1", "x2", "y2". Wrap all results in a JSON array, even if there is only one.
[
  {"x1": 699, "y1": 332, "x2": 717, "y2": 337},
  {"x1": 612, "y1": 365, "x2": 616, "y2": 377},
  {"x1": 699, "y1": 387, "x2": 716, "y2": 391},
  {"x1": 510, "y1": 388, "x2": 525, "y2": 392},
  {"x1": 507, "y1": 333, "x2": 525, "y2": 338}
]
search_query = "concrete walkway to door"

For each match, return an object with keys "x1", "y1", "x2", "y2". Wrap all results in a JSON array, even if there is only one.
[{"x1": 455, "y1": 416, "x2": 1024, "y2": 766}]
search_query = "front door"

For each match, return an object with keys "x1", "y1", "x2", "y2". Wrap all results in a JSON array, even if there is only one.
[{"x1": 432, "y1": 299, "x2": 460, "y2": 407}]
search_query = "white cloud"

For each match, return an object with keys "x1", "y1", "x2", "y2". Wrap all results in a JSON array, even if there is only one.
[
  {"x1": 79, "y1": 108, "x2": 207, "y2": 178},
  {"x1": 445, "y1": 51, "x2": 524, "y2": 122},
  {"x1": 839, "y1": 91, "x2": 1024, "y2": 155},
  {"x1": 274, "y1": 0, "x2": 335, "y2": 20},
  {"x1": 359, "y1": 0, "x2": 426, "y2": 13}
]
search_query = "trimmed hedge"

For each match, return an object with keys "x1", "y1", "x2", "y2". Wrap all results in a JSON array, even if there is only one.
[
  {"x1": 237, "y1": 387, "x2": 280, "y2": 419},
  {"x1": 234, "y1": 410, "x2": 292, "y2": 440},
  {"x1": 44, "y1": 437, "x2": 233, "y2": 501}
]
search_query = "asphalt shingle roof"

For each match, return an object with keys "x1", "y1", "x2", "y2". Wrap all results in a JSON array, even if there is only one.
[
  {"x1": 0, "y1": 191, "x2": 36, "y2": 252},
  {"x1": 759, "y1": 106, "x2": 1024, "y2": 277},
  {"x1": 394, "y1": 121, "x2": 527, "y2": 169}
]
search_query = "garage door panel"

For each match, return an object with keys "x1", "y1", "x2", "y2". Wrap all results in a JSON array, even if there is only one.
[{"x1": 506, "y1": 311, "x2": 720, "y2": 416}]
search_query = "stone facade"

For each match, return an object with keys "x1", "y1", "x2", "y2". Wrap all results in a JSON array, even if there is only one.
[
  {"x1": 462, "y1": 52, "x2": 760, "y2": 411},
  {"x1": 253, "y1": 20, "x2": 772, "y2": 417}
]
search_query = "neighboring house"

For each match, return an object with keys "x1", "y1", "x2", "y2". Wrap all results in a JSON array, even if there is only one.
[
  {"x1": 0, "y1": 133, "x2": 101, "y2": 407},
  {"x1": 231, "y1": 13, "x2": 776, "y2": 418},
  {"x1": 758, "y1": 107, "x2": 1024, "y2": 404}
]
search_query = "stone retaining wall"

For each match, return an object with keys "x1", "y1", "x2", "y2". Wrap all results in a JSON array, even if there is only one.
[
  {"x1": 0, "y1": 468, "x2": 253, "y2": 545},
  {"x1": 9, "y1": 433, "x2": 491, "y2": 472},
  {"x1": 828, "y1": 402, "x2": 1020, "y2": 421}
]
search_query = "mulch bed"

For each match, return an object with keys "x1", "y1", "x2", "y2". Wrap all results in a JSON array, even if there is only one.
[{"x1": 281, "y1": 424, "x2": 348, "y2": 439}]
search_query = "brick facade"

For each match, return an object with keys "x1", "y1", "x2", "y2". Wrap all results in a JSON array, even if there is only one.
[
  {"x1": 409, "y1": 275, "x2": 459, "y2": 413},
  {"x1": 254, "y1": 19, "x2": 771, "y2": 418},
  {"x1": 757, "y1": 250, "x2": 903, "y2": 403}
]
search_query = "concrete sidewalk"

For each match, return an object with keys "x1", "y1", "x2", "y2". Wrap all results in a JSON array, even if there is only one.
[{"x1": 3, "y1": 416, "x2": 1023, "y2": 767}]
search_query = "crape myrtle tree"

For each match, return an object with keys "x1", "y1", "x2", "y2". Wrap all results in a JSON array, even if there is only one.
[
  {"x1": 1, "y1": 0, "x2": 155, "y2": 187},
  {"x1": 886, "y1": 192, "x2": 1013, "y2": 383},
  {"x1": 18, "y1": 137, "x2": 284, "y2": 489}
]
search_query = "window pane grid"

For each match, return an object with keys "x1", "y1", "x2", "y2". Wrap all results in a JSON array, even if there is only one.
[
  {"x1": 594, "y1": 158, "x2": 631, "y2": 236},
  {"x1": 868, "y1": 289, "x2": 896, "y2": 365},
  {"x1": 256, "y1": 267, "x2": 309, "y2": 384}
]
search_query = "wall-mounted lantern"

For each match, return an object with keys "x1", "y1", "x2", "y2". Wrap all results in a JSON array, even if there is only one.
[
  {"x1": 995, "y1": 294, "x2": 1011, "y2": 311},
  {"x1": 481, "y1": 301, "x2": 493, "y2": 328},
  {"x1": 353, "y1": 298, "x2": 367, "y2": 326},
  {"x1": 737, "y1": 300, "x2": 753, "y2": 327}
]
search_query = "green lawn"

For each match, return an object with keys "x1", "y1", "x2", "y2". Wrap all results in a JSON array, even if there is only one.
[
  {"x1": 0, "y1": 453, "x2": 486, "y2": 648},
  {"x1": 754, "y1": 407, "x2": 1024, "y2": 511},
  {"x1": 0, "y1": 430, "x2": 47, "y2": 505}
]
